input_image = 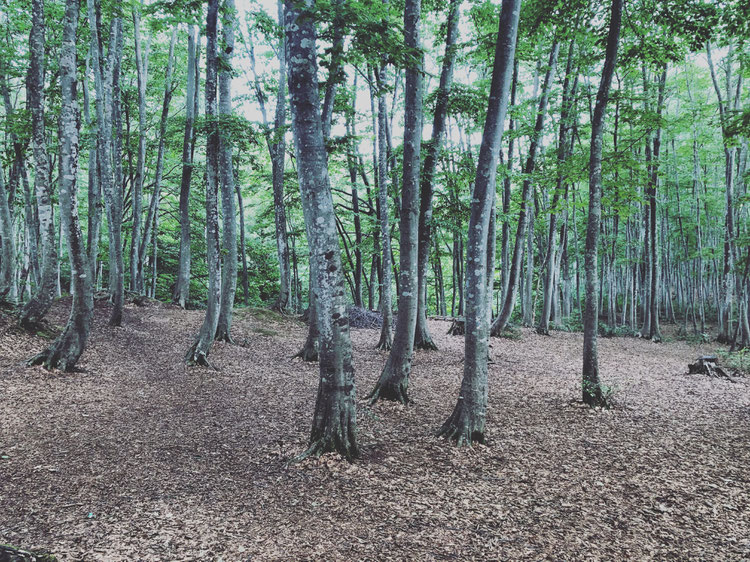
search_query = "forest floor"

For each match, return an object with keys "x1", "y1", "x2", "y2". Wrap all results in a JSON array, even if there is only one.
[{"x1": 1, "y1": 298, "x2": 749, "y2": 561}]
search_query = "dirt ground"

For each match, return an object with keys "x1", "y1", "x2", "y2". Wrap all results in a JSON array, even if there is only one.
[{"x1": 1, "y1": 299, "x2": 749, "y2": 561}]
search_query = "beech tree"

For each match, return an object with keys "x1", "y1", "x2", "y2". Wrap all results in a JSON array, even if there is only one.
[
  {"x1": 285, "y1": 0, "x2": 358, "y2": 460},
  {"x1": 28, "y1": 0, "x2": 93, "y2": 371},
  {"x1": 438, "y1": 0, "x2": 520, "y2": 444},
  {"x1": 581, "y1": 0, "x2": 623, "y2": 407}
]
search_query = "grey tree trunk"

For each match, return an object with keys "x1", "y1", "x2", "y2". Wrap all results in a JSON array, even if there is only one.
[
  {"x1": 20, "y1": 0, "x2": 58, "y2": 329},
  {"x1": 87, "y1": 6, "x2": 124, "y2": 326},
  {"x1": 186, "y1": 0, "x2": 221, "y2": 366},
  {"x1": 368, "y1": 0, "x2": 423, "y2": 405},
  {"x1": 375, "y1": 66, "x2": 394, "y2": 351},
  {"x1": 500, "y1": 60, "x2": 518, "y2": 305},
  {"x1": 285, "y1": 0, "x2": 358, "y2": 461},
  {"x1": 28, "y1": 0, "x2": 93, "y2": 371},
  {"x1": 582, "y1": 0, "x2": 622, "y2": 407},
  {"x1": 491, "y1": 40, "x2": 560, "y2": 336},
  {"x1": 83, "y1": 49, "x2": 101, "y2": 284},
  {"x1": 414, "y1": 0, "x2": 461, "y2": 351},
  {"x1": 215, "y1": 0, "x2": 238, "y2": 342},
  {"x1": 538, "y1": 39, "x2": 578, "y2": 335},
  {"x1": 0, "y1": 167, "x2": 15, "y2": 302},
  {"x1": 173, "y1": 26, "x2": 198, "y2": 308},
  {"x1": 438, "y1": 0, "x2": 519, "y2": 445},
  {"x1": 248, "y1": 1, "x2": 291, "y2": 314},
  {"x1": 137, "y1": 27, "x2": 177, "y2": 295},
  {"x1": 131, "y1": 8, "x2": 149, "y2": 293}
]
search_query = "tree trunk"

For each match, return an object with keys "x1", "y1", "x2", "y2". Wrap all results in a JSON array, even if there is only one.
[
  {"x1": 215, "y1": 0, "x2": 238, "y2": 343},
  {"x1": 137, "y1": 27, "x2": 177, "y2": 296},
  {"x1": 438, "y1": 0, "x2": 519, "y2": 445},
  {"x1": 174, "y1": 26, "x2": 198, "y2": 308},
  {"x1": 87, "y1": 6, "x2": 124, "y2": 326},
  {"x1": 582, "y1": 0, "x2": 622, "y2": 407},
  {"x1": 20, "y1": 0, "x2": 59, "y2": 329},
  {"x1": 285, "y1": 0, "x2": 358, "y2": 460},
  {"x1": 414, "y1": 0, "x2": 461, "y2": 351},
  {"x1": 368, "y1": 0, "x2": 423, "y2": 405},
  {"x1": 131, "y1": 7, "x2": 149, "y2": 294},
  {"x1": 28, "y1": 0, "x2": 93, "y2": 371},
  {"x1": 185, "y1": 0, "x2": 221, "y2": 367},
  {"x1": 375, "y1": 66, "x2": 394, "y2": 351},
  {"x1": 491, "y1": 40, "x2": 560, "y2": 336}
]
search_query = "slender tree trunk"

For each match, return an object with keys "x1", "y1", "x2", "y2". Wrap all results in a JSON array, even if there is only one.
[
  {"x1": 185, "y1": 0, "x2": 221, "y2": 366},
  {"x1": 137, "y1": 27, "x2": 177, "y2": 296},
  {"x1": 368, "y1": 0, "x2": 423, "y2": 404},
  {"x1": 538, "y1": 40, "x2": 578, "y2": 334},
  {"x1": 414, "y1": 0, "x2": 461, "y2": 351},
  {"x1": 28, "y1": 0, "x2": 93, "y2": 371},
  {"x1": 375, "y1": 66, "x2": 394, "y2": 351},
  {"x1": 285, "y1": 0, "x2": 358, "y2": 460},
  {"x1": 87, "y1": 6, "x2": 124, "y2": 326},
  {"x1": 438, "y1": 0, "x2": 519, "y2": 445},
  {"x1": 215, "y1": 0, "x2": 238, "y2": 342},
  {"x1": 582, "y1": 0, "x2": 622, "y2": 407},
  {"x1": 491, "y1": 40, "x2": 560, "y2": 336},
  {"x1": 20, "y1": 0, "x2": 59, "y2": 329},
  {"x1": 174, "y1": 26, "x2": 198, "y2": 307},
  {"x1": 131, "y1": 8, "x2": 149, "y2": 293},
  {"x1": 0, "y1": 167, "x2": 15, "y2": 302}
]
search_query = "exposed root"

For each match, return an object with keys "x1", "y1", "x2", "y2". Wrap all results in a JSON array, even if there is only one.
[
  {"x1": 374, "y1": 337, "x2": 391, "y2": 351},
  {"x1": 185, "y1": 342, "x2": 219, "y2": 370},
  {"x1": 293, "y1": 342, "x2": 318, "y2": 362},
  {"x1": 367, "y1": 379, "x2": 409, "y2": 406},
  {"x1": 437, "y1": 408, "x2": 485, "y2": 447},
  {"x1": 414, "y1": 336, "x2": 439, "y2": 351},
  {"x1": 536, "y1": 325, "x2": 550, "y2": 336},
  {"x1": 287, "y1": 436, "x2": 359, "y2": 466},
  {"x1": 214, "y1": 329, "x2": 235, "y2": 344}
]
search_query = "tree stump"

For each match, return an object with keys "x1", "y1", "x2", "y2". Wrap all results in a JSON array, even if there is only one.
[
  {"x1": 687, "y1": 355, "x2": 738, "y2": 381},
  {"x1": 447, "y1": 317, "x2": 465, "y2": 336}
]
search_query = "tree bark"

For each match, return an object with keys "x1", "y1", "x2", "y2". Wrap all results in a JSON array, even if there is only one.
[
  {"x1": 174, "y1": 26, "x2": 198, "y2": 308},
  {"x1": 286, "y1": 0, "x2": 358, "y2": 460},
  {"x1": 131, "y1": 7, "x2": 149, "y2": 294},
  {"x1": 491, "y1": 40, "x2": 560, "y2": 336},
  {"x1": 28, "y1": 0, "x2": 93, "y2": 371},
  {"x1": 582, "y1": 0, "x2": 622, "y2": 407},
  {"x1": 215, "y1": 0, "x2": 238, "y2": 342},
  {"x1": 20, "y1": 0, "x2": 58, "y2": 329},
  {"x1": 438, "y1": 0, "x2": 519, "y2": 445},
  {"x1": 185, "y1": 0, "x2": 221, "y2": 366},
  {"x1": 414, "y1": 0, "x2": 461, "y2": 351},
  {"x1": 368, "y1": 0, "x2": 423, "y2": 404},
  {"x1": 87, "y1": 5, "x2": 124, "y2": 326}
]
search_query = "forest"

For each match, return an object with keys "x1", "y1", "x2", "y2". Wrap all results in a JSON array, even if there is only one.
[{"x1": 0, "y1": 0, "x2": 749, "y2": 558}]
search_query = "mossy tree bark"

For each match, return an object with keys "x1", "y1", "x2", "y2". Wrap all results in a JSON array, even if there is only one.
[{"x1": 286, "y1": 0, "x2": 358, "y2": 460}]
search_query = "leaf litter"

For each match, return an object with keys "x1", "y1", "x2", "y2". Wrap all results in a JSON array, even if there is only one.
[{"x1": 0, "y1": 300, "x2": 748, "y2": 560}]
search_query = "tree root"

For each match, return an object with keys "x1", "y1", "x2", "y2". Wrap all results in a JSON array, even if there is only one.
[
  {"x1": 287, "y1": 436, "x2": 359, "y2": 466},
  {"x1": 374, "y1": 338, "x2": 392, "y2": 351},
  {"x1": 437, "y1": 409, "x2": 485, "y2": 447},
  {"x1": 447, "y1": 318, "x2": 465, "y2": 336},
  {"x1": 293, "y1": 342, "x2": 318, "y2": 362},
  {"x1": 367, "y1": 379, "x2": 409, "y2": 406},
  {"x1": 185, "y1": 341, "x2": 219, "y2": 370},
  {"x1": 415, "y1": 336, "x2": 439, "y2": 351}
]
